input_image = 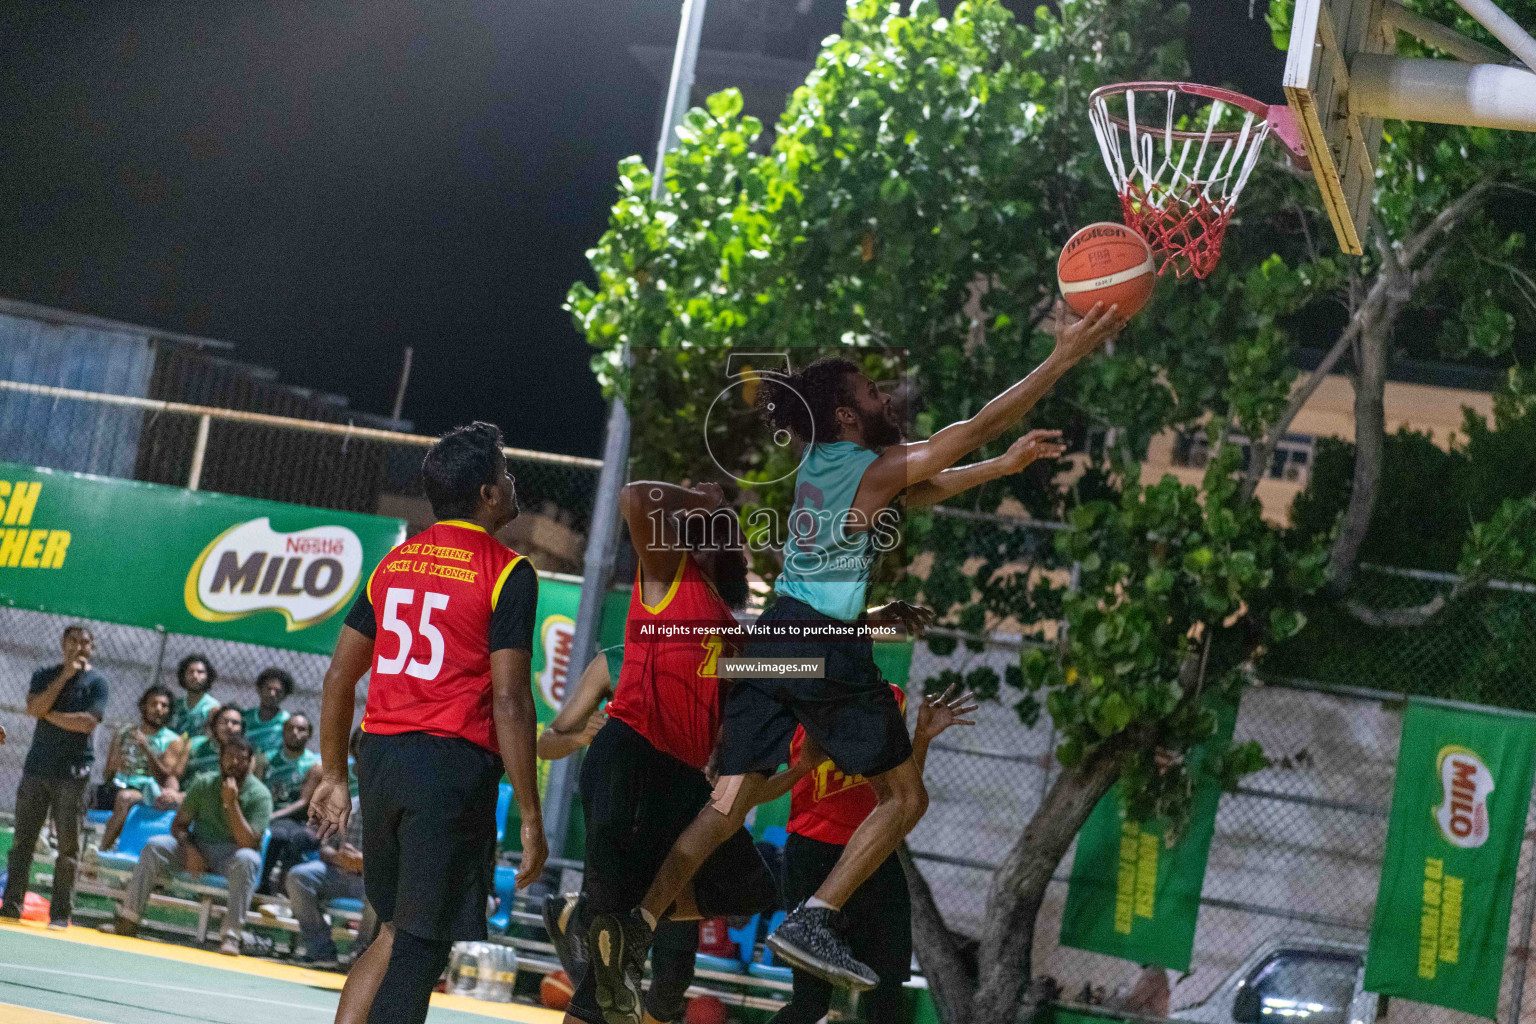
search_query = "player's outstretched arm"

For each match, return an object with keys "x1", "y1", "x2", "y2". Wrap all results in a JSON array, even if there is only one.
[
  {"x1": 856, "y1": 302, "x2": 1122, "y2": 515},
  {"x1": 619, "y1": 480, "x2": 724, "y2": 586},
  {"x1": 911, "y1": 684, "x2": 979, "y2": 773},
  {"x1": 905, "y1": 429, "x2": 1068, "y2": 507},
  {"x1": 492, "y1": 647, "x2": 547, "y2": 888},
  {"x1": 309, "y1": 625, "x2": 373, "y2": 841},
  {"x1": 537, "y1": 653, "x2": 612, "y2": 761}
]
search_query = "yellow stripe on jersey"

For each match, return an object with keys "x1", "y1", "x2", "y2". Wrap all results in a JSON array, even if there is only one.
[
  {"x1": 491, "y1": 555, "x2": 527, "y2": 610},
  {"x1": 638, "y1": 554, "x2": 687, "y2": 615},
  {"x1": 438, "y1": 519, "x2": 488, "y2": 533}
]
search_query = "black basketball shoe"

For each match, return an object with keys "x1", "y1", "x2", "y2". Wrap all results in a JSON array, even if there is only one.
[
  {"x1": 766, "y1": 902, "x2": 879, "y2": 991},
  {"x1": 588, "y1": 907, "x2": 653, "y2": 1024},
  {"x1": 542, "y1": 891, "x2": 589, "y2": 980}
]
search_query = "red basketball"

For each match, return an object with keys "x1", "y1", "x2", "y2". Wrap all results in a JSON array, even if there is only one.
[
  {"x1": 1057, "y1": 222, "x2": 1156, "y2": 319},
  {"x1": 541, "y1": 970, "x2": 574, "y2": 1011},
  {"x1": 686, "y1": 995, "x2": 728, "y2": 1024}
]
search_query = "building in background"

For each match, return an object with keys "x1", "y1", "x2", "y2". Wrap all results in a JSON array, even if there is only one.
[{"x1": 1147, "y1": 350, "x2": 1501, "y2": 523}]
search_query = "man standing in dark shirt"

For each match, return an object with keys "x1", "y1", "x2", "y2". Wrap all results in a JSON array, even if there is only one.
[{"x1": 2, "y1": 624, "x2": 109, "y2": 928}]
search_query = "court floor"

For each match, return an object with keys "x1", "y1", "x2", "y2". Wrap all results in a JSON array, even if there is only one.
[{"x1": 0, "y1": 919, "x2": 563, "y2": 1024}]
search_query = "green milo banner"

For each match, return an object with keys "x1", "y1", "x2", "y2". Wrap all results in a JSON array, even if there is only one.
[
  {"x1": 1363, "y1": 701, "x2": 1536, "y2": 1019},
  {"x1": 1059, "y1": 696, "x2": 1238, "y2": 971},
  {"x1": 0, "y1": 462, "x2": 406, "y2": 655}
]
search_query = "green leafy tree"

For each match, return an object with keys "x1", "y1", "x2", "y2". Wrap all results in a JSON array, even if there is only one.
[
  {"x1": 569, "y1": 2, "x2": 1331, "y2": 1021},
  {"x1": 1257, "y1": 0, "x2": 1536, "y2": 598}
]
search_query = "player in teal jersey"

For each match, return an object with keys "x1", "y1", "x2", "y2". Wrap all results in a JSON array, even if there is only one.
[
  {"x1": 259, "y1": 712, "x2": 322, "y2": 894},
  {"x1": 592, "y1": 302, "x2": 1120, "y2": 1018},
  {"x1": 171, "y1": 653, "x2": 219, "y2": 738},
  {"x1": 243, "y1": 667, "x2": 294, "y2": 761},
  {"x1": 101, "y1": 685, "x2": 183, "y2": 850}
]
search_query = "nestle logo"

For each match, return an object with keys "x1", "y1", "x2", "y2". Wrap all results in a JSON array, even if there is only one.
[{"x1": 285, "y1": 536, "x2": 347, "y2": 556}]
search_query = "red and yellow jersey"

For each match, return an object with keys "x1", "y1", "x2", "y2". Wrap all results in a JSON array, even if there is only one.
[
  {"x1": 606, "y1": 553, "x2": 737, "y2": 770},
  {"x1": 346, "y1": 519, "x2": 538, "y2": 753},
  {"x1": 788, "y1": 683, "x2": 907, "y2": 845}
]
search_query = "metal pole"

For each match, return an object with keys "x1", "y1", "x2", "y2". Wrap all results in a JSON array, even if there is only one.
[
  {"x1": 391, "y1": 347, "x2": 414, "y2": 421},
  {"x1": 150, "y1": 626, "x2": 169, "y2": 689},
  {"x1": 1507, "y1": 793, "x2": 1536, "y2": 1022},
  {"x1": 539, "y1": 0, "x2": 709, "y2": 874},
  {"x1": 1351, "y1": 55, "x2": 1536, "y2": 131},
  {"x1": 187, "y1": 414, "x2": 211, "y2": 491},
  {"x1": 1450, "y1": 0, "x2": 1536, "y2": 70}
]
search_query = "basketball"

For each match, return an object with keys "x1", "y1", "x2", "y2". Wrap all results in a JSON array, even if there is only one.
[
  {"x1": 685, "y1": 995, "x2": 728, "y2": 1024},
  {"x1": 540, "y1": 970, "x2": 574, "y2": 1011},
  {"x1": 1057, "y1": 222, "x2": 1156, "y2": 318}
]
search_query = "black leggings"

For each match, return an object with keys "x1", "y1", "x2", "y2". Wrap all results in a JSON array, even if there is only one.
[
  {"x1": 770, "y1": 971, "x2": 905, "y2": 1024},
  {"x1": 367, "y1": 928, "x2": 453, "y2": 1024}
]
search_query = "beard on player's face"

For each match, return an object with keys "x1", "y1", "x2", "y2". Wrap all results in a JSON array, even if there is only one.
[{"x1": 859, "y1": 398, "x2": 903, "y2": 448}]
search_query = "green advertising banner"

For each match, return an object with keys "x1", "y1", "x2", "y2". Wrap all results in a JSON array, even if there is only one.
[
  {"x1": 1059, "y1": 697, "x2": 1238, "y2": 971},
  {"x1": 0, "y1": 462, "x2": 405, "y2": 655},
  {"x1": 1363, "y1": 701, "x2": 1536, "y2": 1019}
]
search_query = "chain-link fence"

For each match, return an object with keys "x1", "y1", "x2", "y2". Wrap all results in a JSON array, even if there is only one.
[
  {"x1": 905, "y1": 632, "x2": 1536, "y2": 1024},
  {"x1": 0, "y1": 378, "x2": 602, "y2": 571}
]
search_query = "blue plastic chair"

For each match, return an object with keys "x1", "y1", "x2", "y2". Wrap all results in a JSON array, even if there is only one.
[
  {"x1": 695, "y1": 914, "x2": 759, "y2": 974},
  {"x1": 759, "y1": 825, "x2": 787, "y2": 848},
  {"x1": 328, "y1": 897, "x2": 365, "y2": 913},
  {"x1": 488, "y1": 864, "x2": 519, "y2": 932},
  {"x1": 747, "y1": 910, "x2": 794, "y2": 983},
  {"x1": 95, "y1": 805, "x2": 176, "y2": 871},
  {"x1": 85, "y1": 809, "x2": 112, "y2": 826},
  {"x1": 495, "y1": 781, "x2": 512, "y2": 845}
]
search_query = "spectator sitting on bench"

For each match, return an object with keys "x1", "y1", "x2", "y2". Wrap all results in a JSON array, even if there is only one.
[
  {"x1": 180, "y1": 704, "x2": 264, "y2": 788},
  {"x1": 258, "y1": 711, "x2": 322, "y2": 894},
  {"x1": 243, "y1": 667, "x2": 294, "y2": 761},
  {"x1": 285, "y1": 793, "x2": 363, "y2": 968},
  {"x1": 106, "y1": 735, "x2": 273, "y2": 956},
  {"x1": 100, "y1": 685, "x2": 186, "y2": 850},
  {"x1": 171, "y1": 654, "x2": 219, "y2": 738}
]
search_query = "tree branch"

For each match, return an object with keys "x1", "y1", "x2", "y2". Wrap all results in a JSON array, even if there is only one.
[
  {"x1": 1402, "y1": 179, "x2": 1494, "y2": 264},
  {"x1": 1240, "y1": 318, "x2": 1363, "y2": 503},
  {"x1": 901, "y1": 843, "x2": 975, "y2": 1023}
]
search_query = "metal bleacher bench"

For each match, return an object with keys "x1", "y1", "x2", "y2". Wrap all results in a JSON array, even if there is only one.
[{"x1": 69, "y1": 803, "x2": 360, "y2": 947}]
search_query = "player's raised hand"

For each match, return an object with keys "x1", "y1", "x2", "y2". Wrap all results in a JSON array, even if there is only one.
[
  {"x1": 870, "y1": 600, "x2": 935, "y2": 638},
  {"x1": 1000, "y1": 429, "x2": 1067, "y2": 473},
  {"x1": 694, "y1": 481, "x2": 725, "y2": 509},
  {"x1": 1051, "y1": 299, "x2": 1125, "y2": 365},
  {"x1": 308, "y1": 776, "x2": 352, "y2": 842},
  {"x1": 516, "y1": 822, "x2": 549, "y2": 890},
  {"x1": 916, "y1": 684, "x2": 979, "y2": 741}
]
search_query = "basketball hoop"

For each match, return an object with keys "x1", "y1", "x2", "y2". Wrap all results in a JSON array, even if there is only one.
[{"x1": 1088, "y1": 82, "x2": 1306, "y2": 279}]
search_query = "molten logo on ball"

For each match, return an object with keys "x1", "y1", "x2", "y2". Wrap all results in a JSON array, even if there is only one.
[{"x1": 1057, "y1": 221, "x2": 1156, "y2": 319}]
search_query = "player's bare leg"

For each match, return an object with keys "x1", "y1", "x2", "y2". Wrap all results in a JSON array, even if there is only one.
[
  {"x1": 335, "y1": 921, "x2": 392, "y2": 1024},
  {"x1": 810, "y1": 756, "x2": 926, "y2": 908}
]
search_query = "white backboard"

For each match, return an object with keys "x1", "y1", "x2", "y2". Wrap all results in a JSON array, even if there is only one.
[{"x1": 1283, "y1": 0, "x2": 1396, "y2": 254}]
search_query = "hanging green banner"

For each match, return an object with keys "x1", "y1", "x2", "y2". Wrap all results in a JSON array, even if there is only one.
[
  {"x1": 0, "y1": 461, "x2": 405, "y2": 655},
  {"x1": 1363, "y1": 701, "x2": 1536, "y2": 1019},
  {"x1": 1059, "y1": 696, "x2": 1238, "y2": 971}
]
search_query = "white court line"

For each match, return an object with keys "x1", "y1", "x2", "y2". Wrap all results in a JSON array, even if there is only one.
[{"x1": 0, "y1": 961, "x2": 334, "y2": 1015}]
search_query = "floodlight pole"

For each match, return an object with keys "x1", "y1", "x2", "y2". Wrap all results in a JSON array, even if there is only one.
[{"x1": 539, "y1": 0, "x2": 707, "y2": 877}]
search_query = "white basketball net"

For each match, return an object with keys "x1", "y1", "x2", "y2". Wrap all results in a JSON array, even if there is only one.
[{"x1": 1088, "y1": 86, "x2": 1275, "y2": 278}]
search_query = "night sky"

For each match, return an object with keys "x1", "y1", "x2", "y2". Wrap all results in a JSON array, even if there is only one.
[{"x1": 0, "y1": 1, "x2": 1280, "y2": 458}]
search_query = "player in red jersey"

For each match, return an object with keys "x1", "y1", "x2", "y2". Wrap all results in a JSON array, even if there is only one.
[
  {"x1": 560, "y1": 480, "x2": 820, "y2": 1024},
  {"x1": 310, "y1": 423, "x2": 545, "y2": 1024},
  {"x1": 772, "y1": 683, "x2": 975, "y2": 1024}
]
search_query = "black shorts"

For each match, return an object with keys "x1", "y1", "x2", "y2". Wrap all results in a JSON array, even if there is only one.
[
  {"x1": 715, "y1": 596, "x2": 912, "y2": 779},
  {"x1": 783, "y1": 832, "x2": 911, "y2": 984},
  {"x1": 568, "y1": 719, "x2": 780, "y2": 1024},
  {"x1": 577, "y1": 718, "x2": 779, "y2": 918},
  {"x1": 357, "y1": 730, "x2": 503, "y2": 943}
]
